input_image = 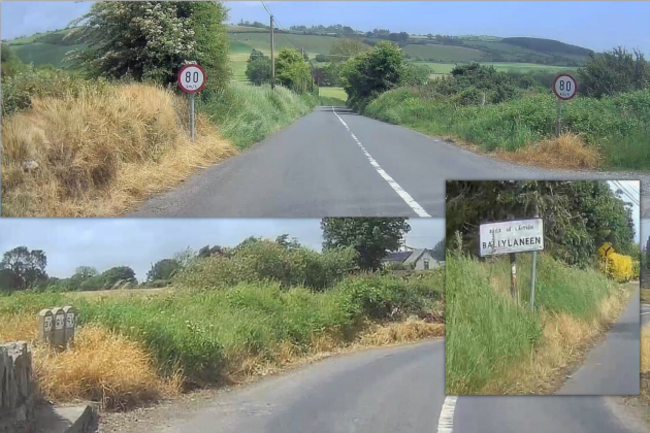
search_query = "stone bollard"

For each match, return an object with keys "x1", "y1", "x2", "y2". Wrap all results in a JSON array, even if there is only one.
[
  {"x1": 38, "y1": 309, "x2": 54, "y2": 345},
  {"x1": 51, "y1": 307, "x2": 66, "y2": 349},
  {"x1": 0, "y1": 342, "x2": 35, "y2": 433},
  {"x1": 63, "y1": 306, "x2": 77, "y2": 346}
]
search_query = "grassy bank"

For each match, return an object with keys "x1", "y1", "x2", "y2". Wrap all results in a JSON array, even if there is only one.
[
  {"x1": 642, "y1": 324, "x2": 650, "y2": 408},
  {"x1": 446, "y1": 252, "x2": 632, "y2": 395},
  {"x1": 1, "y1": 72, "x2": 317, "y2": 217},
  {"x1": 0, "y1": 271, "x2": 444, "y2": 410},
  {"x1": 365, "y1": 88, "x2": 650, "y2": 171}
]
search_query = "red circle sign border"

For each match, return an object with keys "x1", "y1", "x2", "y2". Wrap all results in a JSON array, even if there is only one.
[
  {"x1": 553, "y1": 73, "x2": 577, "y2": 100},
  {"x1": 178, "y1": 64, "x2": 207, "y2": 94}
]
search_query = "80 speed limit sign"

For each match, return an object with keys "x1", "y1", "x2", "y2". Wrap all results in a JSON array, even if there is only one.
[
  {"x1": 553, "y1": 74, "x2": 577, "y2": 100},
  {"x1": 178, "y1": 64, "x2": 207, "y2": 93}
]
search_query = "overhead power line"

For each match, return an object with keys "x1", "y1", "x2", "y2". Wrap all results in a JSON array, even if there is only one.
[{"x1": 613, "y1": 181, "x2": 640, "y2": 207}]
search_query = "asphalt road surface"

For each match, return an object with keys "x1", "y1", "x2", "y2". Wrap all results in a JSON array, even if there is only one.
[
  {"x1": 125, "y1": 339, "x2": 646, "y2": 433},
  {"x1": 131, "y1": 107, "x2": 649, "y2": 218},
  {"x1": 556, "y1": 283, "x2": 640, "y2": 395}
]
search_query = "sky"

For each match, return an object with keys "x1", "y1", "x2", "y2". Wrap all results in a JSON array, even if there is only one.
[
  {"x1": 1, "y1": 1, "x2": 648, "y2": 55},
  {"x1": 0, "y1": 218, "x2": 445, "y2": 281},
  {"x1": 606, "y1": 181, "x2": 640, "y2": 245}
]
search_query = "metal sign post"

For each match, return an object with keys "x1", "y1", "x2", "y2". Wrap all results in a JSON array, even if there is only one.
[
  {"x1": 177, "y1": 64, "x2": 207, "y2": 142},
  {"x1": 480, "y1": 218, "x2": 545, "y2": 306},
  {"x1": 552, "y1": 73, "x2": 577, "y2": 136}
]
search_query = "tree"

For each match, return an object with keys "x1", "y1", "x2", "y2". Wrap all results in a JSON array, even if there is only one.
[
  {"x1": 275, "y1": 48, "x2": 312, "y2": 93},
  {"x1": 0, "y1": 247, "x2": 48, "y2": 290},
  {"x1": 404, "y1": 63, "x2": 431, "y2": 86},
  {"x1": 80, "y1": 266, "x2": 137, "y2": 291},
  {"x1": 445, "y1": 181, "x2": 636, "y2": 267},
  {"x1": 329, "y1": 38, "x2": 370, "y2": 61},
  {"x1": 69, "y1": 1, "x2": 230, "y2": 89},
  {"x1": 339, "y1": 41, "x2": 406, "y2": 110},
  {"x1": 321, "y1": 218, "x2": 411, "y2": 270},
  {"x1": 579, "y1": 47, "x2": 650, "y2": 98},
  {"x1": 64, "y1": 266, "x2": 99, "y2": 291},
  {"x1": 431, "y1": 238, "x2": 446, "y2": 262},
  {"x1": 245, "y1": 53, "x2": 272, "y2": 85},
  {"x1": 147, "y1": 259, "x2": 181, "y2": 282}
]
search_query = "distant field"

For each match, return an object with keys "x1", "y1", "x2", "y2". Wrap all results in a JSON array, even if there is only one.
[
  {"x1": 403, "y1": 44, "x2": 487, "y2": 63},
  {"x1": 414, "y1": 61, "x2": 578, "y2": 75},
  {"x1": 10, "y1": 42, "x2": 86, "y2": 68},
  {"x1": 229, "y1": 32, "x2": 336, "y2": 57},
  {"x1": 320, "y1": 86, "x2": 347, "y2": 101}
]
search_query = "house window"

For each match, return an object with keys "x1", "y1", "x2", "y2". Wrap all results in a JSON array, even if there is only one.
[{"x1": 424, "y1": 259, "x2": 429, "y2": 270}]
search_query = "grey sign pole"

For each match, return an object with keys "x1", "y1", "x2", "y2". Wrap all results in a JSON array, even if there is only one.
[
  {"x1": 530, "y1": 203, "x2": 540, "y2": 310},
  {"x1": 190, "y1": 93, "x2": 196, "y2": 142},
  {"x1": 556, "y1": 99, "x2": 562, "y2": 136}
]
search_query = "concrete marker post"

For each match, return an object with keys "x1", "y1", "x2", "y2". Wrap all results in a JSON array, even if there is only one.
[
  {"x1": 38, "y1": 309, "x2": 54, "y2": 345},
  {"x1": 51, "y1": 307, "x2": 66, "y2": 349},
  {"x1": 63, "y1": 306, "x2": 77, "y2": 346}
]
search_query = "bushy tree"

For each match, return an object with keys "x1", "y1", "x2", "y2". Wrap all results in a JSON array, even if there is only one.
[
  {"x1": 147, "y1": 259, "x2": 181, "y2": 282},
  {"x1": 340, "y1": 41, "x2": 406, "y2": 110},
  {"x1": 69, "y1": 1, "x2": 230, "y2": 89},
  {"x1": 0, "y1": 246, "x2": 48, "y2": 290},
  {"x1": 245, "y1": 50, "x2": 271, "y2": 85},
  {"x1": 321, "y1": 217, "x2": 411, "y2": 270},
  {"x1": 275, "y1": 48, "x2": 312, "y2": 93},
  {"x1": 431, "y1": 238, "x2": 446, "y2": 262},
  {"x1": 80, "y1": 266, "x2": 137, "y2": 291},
  {"x1": 330, "y1": 38, "x2": 370, "y2": 61},
  {"x1": 579, "y1": 47, "x2": 650, "y2": 98},
  {"x1": 446, "y1": 181, "x2": 636, "y2": 267}
]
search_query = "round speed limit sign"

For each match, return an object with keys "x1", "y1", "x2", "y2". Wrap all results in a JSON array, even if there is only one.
[
  {"x1": 553, "y1": 74, "x2": 577, "y2": 100},
  {"x1": 178, "y1": 64, "x2": 207, "y2": 93}
]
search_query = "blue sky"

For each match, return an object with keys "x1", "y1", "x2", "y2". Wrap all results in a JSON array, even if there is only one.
[
  {"x1": 1, "y1": 1, "x2": 648, "y2": 55},
  {"x1": 0, "y1": 218, "x2": 444, "y2": 280}
]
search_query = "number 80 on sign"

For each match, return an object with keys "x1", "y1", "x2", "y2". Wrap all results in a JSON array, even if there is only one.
[
  {"x1": 178, "y1": 64, "x2": 207, "y2": 93},
  {"x1": 553, "y1": 74, "x2": 577, "y2": 100}
]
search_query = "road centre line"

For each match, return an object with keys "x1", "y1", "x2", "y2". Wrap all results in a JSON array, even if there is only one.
[
  {"x1": 331, "y1": 106, "x2": 431, "y2": 218},
  {"x1": 437, "y1": 395, "x2": 458, "y2": 433}
]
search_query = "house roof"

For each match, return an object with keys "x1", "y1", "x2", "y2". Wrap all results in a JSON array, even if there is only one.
[
  {"x1": 383, "y1": 252, "x2": 413, "y2": 263},
  {"x1": 404, "y1": 249, "x2": 427, "y2": 265}
]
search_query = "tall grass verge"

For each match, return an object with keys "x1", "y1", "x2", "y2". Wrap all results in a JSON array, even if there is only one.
[
  {"x1": 0, "y1": 271, "x2": 444, "y2": 408},
  {"x1": 365, "y1": 88, "x2": 650, "y2": 171},
  {"x1": 446, "y1": 252, "x2": 630, "y2": 394},
  {"x1": 1, "y1": 82, "x2": 237, "y2": 216},
  {"x1": 199, "y1": 83, "x2": 317, "y2": 150},
  {"x1": 642, "y1": 324, "x2": 649, "y2": 405}
]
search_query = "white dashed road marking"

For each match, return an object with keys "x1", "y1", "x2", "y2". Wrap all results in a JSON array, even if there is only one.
[
  {"x1": 437, "y1": 396, "x2": 458, "y2": 433},
  {"x1": 331, "y1": 106, "x2": 432, "y2": 217}
]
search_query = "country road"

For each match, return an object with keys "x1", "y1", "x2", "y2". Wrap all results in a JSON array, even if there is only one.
[
  {"x1": 102, "y1": 339, "x2": 647, "y2": 433},
  {"x1": 130, "y1": 107, "x2": 650, "y2": 218},
  {"x1": 556, "y1": 283, "x2": 640, "y2": 395}
]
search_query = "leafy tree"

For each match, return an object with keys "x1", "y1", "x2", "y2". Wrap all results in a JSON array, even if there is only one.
[
  {"x1": 404, "y1": 63, "x2": 431, "y2": 86},
  {"x1": 69, "y1": 1, "x2": 230, "y2": 89},
  {"x1": 245, "y1": 53, "x2": 272, "y2": 85},
  {"x1": 0, "y1": 247, "x2": 48, "y2": 290},
  {"x1": 340, "y1": 41, "x2": 406, "y2": 110},
  {"x1": 80, "y1": 266, "x2": 136, "y2": 291},
  {"x1": 275, "y1": 234, "x2": 301, "y2": 251},
  {"x1": 579, "y1": 47, "x2": 650, "y2": 98},
  {"x1": 1, "y1": 43, "x2": 27, "y2": 80},
  {"x1": 321, "y1": 218, "x2": 411, "y2": 270},
  {"x1": 329, "y1": 38, "x2": 370, "y2": 61},
  {"x1": 275, "y1": 48, "x2": 312, "y2": 93},
  {"x1": 431, "y1": 238, "x2": 446, "y2": 262},
  {"x1": 198, "y1": 245, "x2": 227, "y2": 258},
  {"x1": 446, "y1": 181, "x2": 635, "y2": 267},
  {"x1": 147, "y1": 259, "x2": 181, "y2": 282},
  {"x1": 64, "y1": 266, "x2": 99, "y2": 291}
]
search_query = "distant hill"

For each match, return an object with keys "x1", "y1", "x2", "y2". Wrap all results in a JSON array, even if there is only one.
[{"x1": 3, "y1": 26, "x2": 594, "y2": 69}]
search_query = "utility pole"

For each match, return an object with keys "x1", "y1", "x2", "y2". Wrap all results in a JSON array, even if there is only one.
[{"x1": 270, "y1": 15, "x2": 275, "y2": 90}]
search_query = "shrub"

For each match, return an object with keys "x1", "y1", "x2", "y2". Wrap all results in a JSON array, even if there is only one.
[{"x1": 602, "y1": 253, "x2": 634, "y2": 283}]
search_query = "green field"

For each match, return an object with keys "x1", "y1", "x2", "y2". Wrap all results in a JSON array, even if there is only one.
[
  {"x1": 414, "y1": 61, "x2": 578, "y2": 75},
  {"x1": 319, "y1": 86, "x2": 347, "y2": 101},
  {"x1": 10, "y1": 42, "x2": 86, "y2": 68}
]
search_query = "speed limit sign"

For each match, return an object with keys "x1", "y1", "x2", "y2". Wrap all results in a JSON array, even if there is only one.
[
  {"x1": 178, "y1": 64, "x2": 207, "y2": 94},
  {"x1": 178, "y1": 64, "x2": 206, "y2": 141},
  {"x1": 553, "y1": 74, "x2": 577, "y2": 100}
]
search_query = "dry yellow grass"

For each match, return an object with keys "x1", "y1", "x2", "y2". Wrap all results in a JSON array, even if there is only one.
[
  {"x1": 0, "y1": 310, "x2": 440, "y2": 411},
  {"x1": 1, "y1": 84, "x2": 237, "y2": 217},
  {"x1": 642, "y1": 324, "x2": 650, "y2": 405},
  {"x1": 0, "y1": 316, "x2": 180, "y2": 411},
  {"x1": 498, "y1": 134, "x2": 601, "y2": 170},
  {"x1": 483, "y1": 286, "x2": 630, "y2": 394},
  {"x1": 34, "y1": 325, "x2": 182, "y2": 410}
]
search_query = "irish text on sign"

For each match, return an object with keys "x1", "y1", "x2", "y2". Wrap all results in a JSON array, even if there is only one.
[
  {"x1": 553, "y1": 74, "x2": 577, "y2": 100},
  {"x1": 178, "y1": 64, "x2": 207, "y2": 94},
  {"x1": 479, "y1": 219, "x2": 544, "y2": 257}
]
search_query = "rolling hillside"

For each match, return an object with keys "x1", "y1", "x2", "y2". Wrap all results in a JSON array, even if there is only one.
[{"x1": 3, "y1": 26, "x2": 590, "y2": 85}]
